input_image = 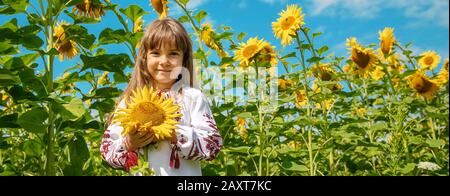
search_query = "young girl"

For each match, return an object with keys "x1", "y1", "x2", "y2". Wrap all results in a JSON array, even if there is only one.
[{"x1": 100, "y1": 17, "x2": 222, "y2": 176}]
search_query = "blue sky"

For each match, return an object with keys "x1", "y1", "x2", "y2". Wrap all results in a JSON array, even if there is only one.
[{"x1": 2, "y1": 0, "x2": 449, "y2": 93}]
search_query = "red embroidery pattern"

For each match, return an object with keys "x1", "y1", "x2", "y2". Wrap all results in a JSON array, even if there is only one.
[
  {"x1": 100, "y1": 129, "x2": 138, "y2": 171},
  {"x1": 180, "y1": 113, "x2": 222, "y2": 161}
]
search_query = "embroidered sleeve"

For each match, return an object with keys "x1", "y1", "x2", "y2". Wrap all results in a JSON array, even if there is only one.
[
  {"x1": 100, "y1": 101, "x2": 138, "y2": 172},
  {"x1": 170, "y1": 92, "x2": 222, "y2": 167}
]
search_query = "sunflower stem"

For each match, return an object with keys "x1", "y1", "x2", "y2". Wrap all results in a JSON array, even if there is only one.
[
  {"x1": 294, "y1": 32, "x2": 311, "y2": 118},
  {"x1": 381, "y1": 61, "x2": 398, "y2": 97},
  {"x1": 394, "y1": 42, "x2": 417, "y2": 70},
  {"x1": 173, "y1": 0, "x2": 209, "y2": 68},
  {"x1": 38, "y1": 0, "x2": 56, "y2": 176}
]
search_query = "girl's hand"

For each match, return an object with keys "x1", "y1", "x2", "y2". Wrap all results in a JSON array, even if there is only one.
[{"x1": 124, "y1": 131, "x2": 155, "y2": 151}]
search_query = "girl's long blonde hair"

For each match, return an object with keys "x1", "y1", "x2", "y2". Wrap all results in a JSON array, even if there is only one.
[{"x1": 106, "y1": 17, "x2": 194, "y2": 126}]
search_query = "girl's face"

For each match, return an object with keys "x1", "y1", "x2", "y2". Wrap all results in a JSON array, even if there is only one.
[{"x1": 147, "y1": 43, "x2": 184, "y2": 88}]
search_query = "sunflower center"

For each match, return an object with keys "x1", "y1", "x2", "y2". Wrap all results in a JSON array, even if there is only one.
[
  {"x1": 353, "y1": 50, "x2": 370, "y2": 69},
  {"x1": 59, "y1": 41, "x2": 74, "y2": 52},
  {"x1": 281, "y1": 16, "x2": 295, "y2": 30},
  {"x1": 131, "y1": 101, "x2": 165, "y2": 126},
  {"x1": 423, "y1": 56, "x2": 434, "y2": 66},
  {"x1": 243, "y1": 45, "x2": 259, "y2": 58},
  {"x1": 412, "y1": 76, "x2": 432, "y2": 93},
  {"x1": 321, "y1": 71, "x2": 332, "y2": 81},
  {"x1": 258, "y1": 48, "x2": 272, "y2": 63}
]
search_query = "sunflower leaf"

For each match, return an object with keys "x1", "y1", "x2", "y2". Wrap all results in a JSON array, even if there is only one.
[
  {"x1": 17, "y1": 107, "x2": 48, "y2": 133},
  {"x1": 119, "y1": 4, "x2": 148, "y2": 24}
]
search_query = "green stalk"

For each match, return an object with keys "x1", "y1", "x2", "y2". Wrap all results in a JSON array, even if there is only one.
[
  {"x1": 294, "y1": 31, "x2": 316, "y2": 176},
  {"x1": 173, "y1": 0, "x2": 209, "y2": 68},
  {"x1": 394, "y1": 42, "x2": 417, "y2": 70},
  {"x1": 39, "y1": 0, "x2": 56, "y2": 176}
]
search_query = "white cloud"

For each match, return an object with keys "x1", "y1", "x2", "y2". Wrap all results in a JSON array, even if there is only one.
[{"x1": 304, "y1": 0, "x2": 449, "y2": 28}]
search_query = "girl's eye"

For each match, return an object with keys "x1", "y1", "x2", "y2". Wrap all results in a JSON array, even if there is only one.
[
  {"x1": 170, "y1": 52, "x2": 180, "y2": 56},
  {"x1": 150, "y1": 52, "x2": 160, "y2": 56}
]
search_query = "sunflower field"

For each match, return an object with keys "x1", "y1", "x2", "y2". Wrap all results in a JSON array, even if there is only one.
[{"x1": 0, "y1": 0, "x2": 448, "y2": 176}]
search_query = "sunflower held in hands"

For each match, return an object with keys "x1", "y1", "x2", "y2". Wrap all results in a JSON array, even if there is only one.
[{"x1": 113, "y1": 86, "x2": 182, "y2": 141}]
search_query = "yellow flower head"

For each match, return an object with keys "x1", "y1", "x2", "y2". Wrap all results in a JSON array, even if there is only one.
[
  {"x1": 408, "y1": 70, "x2": 440, "y2": 100},
  {"x1": 352, "y1": 107, "x2": 367, "y2": 118},
  {"x1": 151, "y1": 0, "x2": 168, "y2": 19},
  {"x1": 56, "y1": 40, "x2": 79, "y2": 61},
  {"x1": 54, "y1": 21, "x2": 69, "y2": 42},
  {"x1": 370, "y1": 65, "x2": 385, "y2": 81},
  {"x1": 288, "y1": 141, "x2": 301, "y2": 150},
  {"x1": 313, "y1": 64, "x2": 336, "y2": 81},
  {"x1": 343, "y1": 64, "x2": 353, "y2": 74},
  {"x1": 236, "y1": 117, "x2": 247, "y2": 140},
  {"x1": 134, "y1": 16, "x2": 144, "y2": 33},
  {"x1": 257, "y1": 40, "x2": 278, "y2": 67},
  {"x1": 234, "y1": 37, "x2": 264, "y2": 68},
  {"x1": 201, "y1": 23, "x2": 228, "y2": 57},
  {"x1": 315, "y1": 98, "x2": 334, "y2": 111},
  {"x1": 54, "y1": 21, "x2": 78, "y2": 61},
  {"x1": 347, "y1": 37, "x2": 378, "y2": 78},
  {"x1": 436, "y1": 59, "x2": 449, "y2": 86},
  {"x1": 379, "y1": 27, "x2": 395, "y2": 55},
  {"x1": 278, "y1": 78, "x2": 293, "y2": 90},
  {"x1": 418, "y1": 51, "x2": 441, "y2": 70},
  {"x1": 272, "y1": 4, "x2": 305, "y2": 47},
  {"x1": 386, "y1": 53, "x2": 405, "y2": 73},
  {"x1": 113, "y1": 86, "x2": 182, "y2": 140},
  {"x1": 295, "y1": 90, "x2": 308, "y2": 108},
  {"x1": 72, "y1": 0, "x2": 105, "y2": 18}
]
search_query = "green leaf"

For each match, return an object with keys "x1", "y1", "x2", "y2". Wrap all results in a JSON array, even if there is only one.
[
  {"x1": 90, "y1": 98, "x2": 115, "y2": 114},
  {"x1": 193, "y1": 10, "x2": 208, "y2": 24},
  {"x1": 237, "y1": 112, "x2": 252, "y2": 118},
  {"x1": 179, "y1": 0, "x2": 190, "y2": 6},
  {"x1": 400, "y1": 163, "x2": 416, "y2": 174},
  {"x1": 26, "y1": 13, "x2": 44, "y2": 26},
  {"x1": 306, "y1": 56, "x2": 324, "y2": 63},
  {"x1": 53, "y1": 97, "x2": 86, "y2": 121},
  {"x1": 98, "y1": 28, "x2": 127, "y2": 45},
  {"x1": 2, "y1": 53, "x2": 39, "y2": 70},
  {"x1": 237, "y1": 32, "x2": 246, "y2": 42},
  {"x1": 0, "y1": 18, "x2": 18, "y2": 30},
  {"x1": 0, "y1": 0, "x2": 28, "y2": 15},
  {"x1": 178, "y1": 15, "x2": 189, "y2": 23},
  {"x1": 23, "y1": 140, "x2": 42, "y2": 156},
  {"x1": 64, "y1": 25, "x2": 96, "y2": 49},
  {"x1": 65, "y1": 133, "x2": 90, "y2": 176},
  {"x1": 94, "y1": 87, "x2": 122, "y2": 98},
  {"x1": 80, "y1": 54, "x2": 131, "y2": 75},
  {"x1": 281, "y1": 52, "x2": 296, "y2": 59},
  {"x1": 213, "y1": 32, "x2": 233, "y2": 40},
  {"x1": 0, "y1": 69, "x2": 20, "y2": 86},
  {"x1": 225, "y1": 146, "x2": 251, "y2": 154},
  {"x1": 312, "y1": 32, "x2": 323, "y2": 39},
  {"x1": 0, "y1": 113, "x2": 19, "y2": 128},
  {"x1": 0, "y1": 41, "x2": 19, "y2": 55},
  {"x1": 119, "y1": 4, "x2": 148, "y2": 23},
  {"x1": 317, "y1": 46, "x2": 329, "y2": 56},
  {"x1": 282, "y1": 161, "x2": 309, "y2": 172},
  {"x1": 426, "y1": 139, "x2": 445, "y2": 148},
  {"x1": 17, "y1": 107, "x2": 48, "y2": 133}
]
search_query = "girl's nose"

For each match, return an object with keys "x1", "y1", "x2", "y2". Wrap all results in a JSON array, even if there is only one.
[{"x1": 159, "y1": 55, "x2": 170, "y2": 66}]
